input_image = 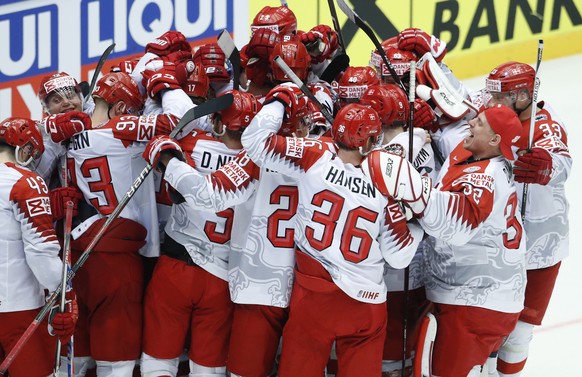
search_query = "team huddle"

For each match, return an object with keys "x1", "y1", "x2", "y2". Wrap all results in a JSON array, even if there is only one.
[{"x1": 0, "y1": 3, "x2": 571, "y2": 377}]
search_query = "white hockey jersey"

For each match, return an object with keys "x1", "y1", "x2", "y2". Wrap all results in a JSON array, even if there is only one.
[
  {"x1": 420, "y1": 143, "x2": 527, "y2": 313},
  {"x1": 516, "y1": 102, "x2": 571, "y2": 269},
  {"x1": 241, "y1": 102, "x2": 424, "y2": 304},
  {"x1": 164, "y1": 131, "x2": 241, "y2": 280},
  {"x1": 67, "y1": 113, "x2": 178, "y2": 257},
  {"x1": 0, "y1": 163, "x2": 63, "y2": 312}
]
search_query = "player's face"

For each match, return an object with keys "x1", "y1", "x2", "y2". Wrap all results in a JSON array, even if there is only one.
[
  {"x1": 464, "y1": 112, "x2": 497, "y2": 158},
  {"x1": 487, "y1": 90, "x2": 516, "y2": 108},
  {"x1": 45, "y1": 88, "x2": 83, "y2": 114}
]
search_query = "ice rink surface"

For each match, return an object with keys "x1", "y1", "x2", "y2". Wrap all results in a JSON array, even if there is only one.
[{"x1": 461, "y1": 53, "x2": 582, "y2": 375}]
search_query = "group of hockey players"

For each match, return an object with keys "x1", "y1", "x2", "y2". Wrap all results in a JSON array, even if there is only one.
[{"x1": 0, "y1": 3, "x2": 571, "y2": 377}]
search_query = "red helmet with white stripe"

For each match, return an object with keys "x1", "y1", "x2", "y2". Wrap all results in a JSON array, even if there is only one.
[
  {"x1": 338, "y1": 66, "x2": 380, "y2": 104},
  {"x1": 485, "y1": 61, "x2": 535, "y2": 97},
  {"x1": 182, "y1": 62, "x2": 210, "y2": 101},
  {"x1": 270, "y1": 39, "x2": 310, "y2": 82},
  {"x1": 219, "y1": 91, "x2": 262, "y2": 131},
  {"x1": 251, "y1": 6, "x2": 297, "y2": 36},
  {"x1": 369, "y1": 37, "x2": 417, "y2": 82}
]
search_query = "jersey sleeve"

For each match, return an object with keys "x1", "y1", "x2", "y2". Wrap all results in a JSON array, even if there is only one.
[
  {"x1": 10, "y1": 174, "x2": 63, "y2": 292},
  {"x1": 164, "y1": 150, "x2": 260, "y2": 212},
  {"x1": 241, "y1": 101, "x2": 328, "y2": 178},
  {"x1": 531, "y1": 117, "x2": 571, "y2": 185},
  {"x1": 379, "y1": 201, "x2": 424, "y2": 269},
  {"x1": 420, "y1": 172, "x2": 494, "y2": 245},
  {"x1": 111, "y1": 113, "x2": 181, "y2": 143}
]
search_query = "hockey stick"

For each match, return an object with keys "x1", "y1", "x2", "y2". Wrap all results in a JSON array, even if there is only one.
[
  {"x1": 319, "y1": 52, "x2": 350, "y2": 84},
  {"x1": 327, "y1": 0, "x2": 346, "y2": 51},
  {"x1": 399, "y1": 61, "x2": 416, "y2": 376},
  {"x1": 274, "y1": 56, "x2": 334, "y2": 124},
  {"x1": 336, "y1": 0, "x2": 445, "y2": 165},
  {"x1": 413, "y1": 313, "x2": 437, "y2": 377},
  {"x1": 0, "y1": 94, "x2": 234, "y2": 375},
  {"x1": 520, "y1": 40, "x2": 543, "y2": 222},
  {"x1": 217, "y1": 30, "x2": 240, "y2": 91},
  {"x1": 84, "y1": 43, "x2": 116, "y2": 101},
  {"x1": 53, "y1": 201, "x2": 74, "y2": 376}
]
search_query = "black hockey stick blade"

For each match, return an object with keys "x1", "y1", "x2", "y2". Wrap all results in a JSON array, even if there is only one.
[
  {"x1": 327, "y1": 0, "x2": 346, "y2": 51},
  {"x1": 274, "y1": 56, "x2": 334, "y2": 124},
  {"x1": 171, "y1": 92, "x2": 234, "y2": 139},
  {"x1": 320, "y1": 53, "x2": 350, "y2": 84},
  {"x1": 217, "y1": 30, "x2": 240, "y2": 91},
  {"x1": 85, "y1": 43, "x2": 115, "y2": 101}
]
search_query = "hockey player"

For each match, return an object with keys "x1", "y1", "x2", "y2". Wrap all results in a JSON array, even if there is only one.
[
  {"x1": 484, "y1": 62, "x2": 571, "y2": 376},
  {"x1": 241, "y1": 86, "x2": 424, "y2": 376},
  {"x1": 0, "y1": 117, "x2": 78, "y2": 377},
  {"x1": 140, "y1": 91, "x2": 261, "y2": 377},
  {"x1": 360, "y1": 84, "x2": 435, "y2": 376},
  {"x1": 364, "y1": 104, "x2": 527, "y2": 376},
  {"x1": 144, "y1": 84, "x2": 315, "y2": 377},
  {"x1": 58, "y1": 71, "x2": 179, "y2": 377}
]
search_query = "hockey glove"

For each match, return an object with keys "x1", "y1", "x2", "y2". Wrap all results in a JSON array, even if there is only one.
[
  {"x1": 142, "y1": 60, "x2": 192, "y2": 99},
  {"x1": 247, "y1": 28, "x2": 281, "y2": 61},
  {"x1": 264, "y1": 83, "x2": 309, "y2": 123},
  {"x1": 44, "y1": 111, "x2": 92, "y2": 144},
  {"x1": 514, "y1": 148, "x2": 553, "y2": 185},
  {"x1": 397, "y1": 28, "x2": 447, "y2": 63},
  {"x1": 49, "y1": 187, "x2": 84, "y2": 222},
  {"x1": 145, "y1": 31, "x2": 192, "y2": 57},
  {"x1": 143, "y1": 135, "x2": 186, "y2": 173},
  {"x1": 193, "y1": 44, "x2": 231, "y2": 83},
  {"x1": 301, "y1": 30, "x2": 332, "y2": 64},
  {"x1": 413, "y1": 99, "x2": 439, "y2": 133},
  {"x1": 49, "y1": 290, "x2": 78, "y2": 345}
]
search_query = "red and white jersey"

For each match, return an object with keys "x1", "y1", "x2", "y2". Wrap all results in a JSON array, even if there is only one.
[
  {"x1": 516, "y1": 102, "x2": 571, "y2": 269},
  {"x1": 381, "y1": 128, "x2": 436, "y2": 292},
  {"x1": 420, "y1": 143, "x2": 527, "y2": 313},
  {"x1": 242, "y1": 102, "x2": 424, "y2": 304},
  {"x1": 0, "y1": 163, "x2": 63, "y2": 312},
  {"x1": 67, "y1": 113, "x2": 177, "y2": 257},
  {"x1": 164, "y1": 131, "x2": 241, "y2": 281}
]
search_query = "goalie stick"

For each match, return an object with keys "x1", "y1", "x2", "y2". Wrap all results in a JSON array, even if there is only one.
[
  {"x1": 413, "y1": 313, "x2": 437, "y2": 377},
  {"x1": 0, "y1": 93, "x2": 234, "y2": 375},
  {"x1": 521, "y1": 40, "x2": 544, "y2": 222},
  {"x1": 217, "y1": 30, "x2": 240, "y2": 91},
  {"x1": 84, "y1": 43, "x2": 115, "y2": 101},
  {"x1": 274, "y1": 56, "x2": 334, "y2": 124},
  {"x1": 335, "y1": 0, "x2": 445, "y2": 165}
]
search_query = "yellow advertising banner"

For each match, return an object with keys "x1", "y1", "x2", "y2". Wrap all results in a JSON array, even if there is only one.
[{"x1": 249, "y1": 0, "x2": 582, "y2": 78}]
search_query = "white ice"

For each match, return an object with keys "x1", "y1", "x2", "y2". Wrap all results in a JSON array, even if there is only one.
[{"x1": 462, "y1": 53, "x2": 582, "y2": 375}]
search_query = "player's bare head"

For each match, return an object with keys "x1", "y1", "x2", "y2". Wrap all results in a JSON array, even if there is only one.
[
  {"x1": 93, "y1": 72, "x2": 144, "y2": 117},
  {"x1": 485, "y1": 61, "x2": 535, "y2": 115},
  {"x1": 0, "y1": 117, "x2": 44, "y2": 168},
  {"x1": 38, "y1": 72, "x2": 83, "y2": 115},
  {"x1": 251, "y1": 6, "x2": 297, "y2": 36},
  {"x1": 332, "y1": 103, "x2": 382, "y2": 156},
  {"x1": 212, "y1": 91, "x2": 262, "y2": 138},
  {"x1": 360, "y1": 84, "x2": 409, "y2": 128}
]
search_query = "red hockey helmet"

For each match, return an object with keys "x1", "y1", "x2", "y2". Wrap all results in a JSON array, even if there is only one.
[
  {"x1": 93, "y1": 72, "x2": 144, "y2": 115},
  {"x1": 38, "y1": 72, "x2": 81, "y2": 104},
  {"x1": 251, "y1": 6, "x2": 297, "y2": 36},
  {"x1": 369, "y1": 37, "x2": 417, "y2": 81},
  {"x1": 485, "y1": 61, "x2": 535, "y2": 96},
  {"x1": 337, "y1": 66, "x2": 380, "y2": 102},
  {"x1": 332, "y1": 103, "x2": 382, "y2": 153},
  {"x1": 182, "y1": 62, "x2": 210, "y2": 100},
  {"x1": 360, "y1": 84, "x2": 409, "y2": 126},
  {"x1": 0, "y1": 117, "x2": 44, "y2": 167},
  {"x1": 218, "y1": 91, "x2": 262, "y2": 131},
  {"x1": 270, "y1": 39, "x2": 310, "y2": 82}
]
